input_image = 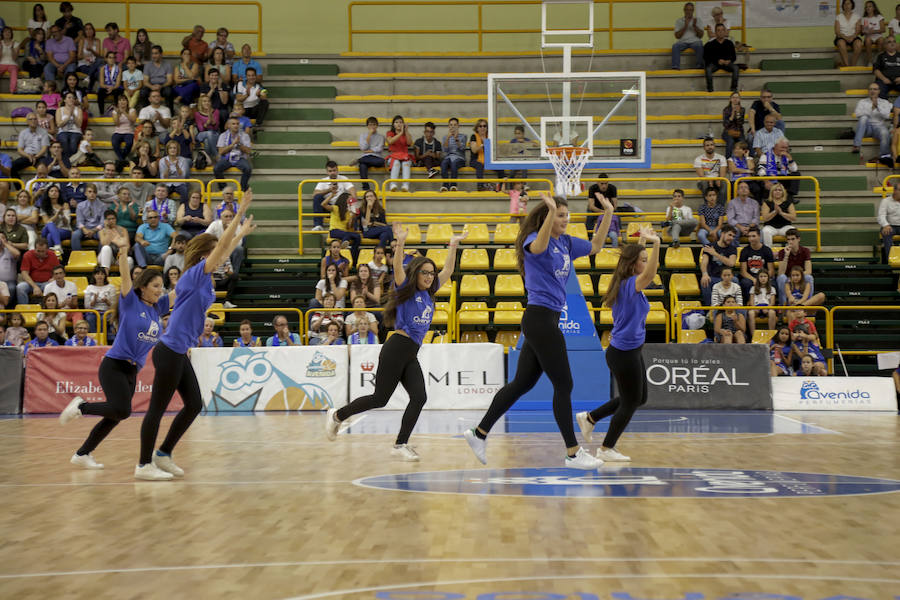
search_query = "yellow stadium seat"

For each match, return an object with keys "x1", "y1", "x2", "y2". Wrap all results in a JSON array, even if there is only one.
[
  {"x1": 422, "y1": 330, "x2": 436, "y2": 344},
  {"x1": 644, "y1": 274, "x2": 664, "y2": 296},
  {"x1": 494, "y1": 301, "x2": 524, "y2": 324},
  {"x1": 458, "y1": 301, "x2": 489, "y2": 325},
  {"x1": 460, "y1": 274, "x2": 490, "y2": 296},
  {"x1": 597, "y1": 273, "x2": 613, "y2": 296},
  {"x1": 404, "y1": 224, "x2": 422, "y2": 244},
  {"x1": 594, "y1": 247, "x2": 620, "y2": 269},
  {"x1": 436, "y1": 278, "x2": 453, "y2": 297},
  {"x1": 647, "y1": 301, "x2": 668, "y2": 325},
  {"x1": 600, "y1": 329, "x2": 611, "y2": 349},
  {"x1": 339, "y1": 248, "x2": 352, "y2": 262},
  {"x1": 460, "y1": 248, "x2": 489, "y2": 270},
  {"x1": 494, "y1": 273, "x2": 524, "y2": 296},
  {"x1": 357, "y1": 248, "x2": 374, "y2": 265},
  {"x1": 585, "y1": 301, "x2": 596, "y2": 322},
  {"x1": 432, "y1": 333, "x2": 451, "y2": 343},
  {"x1": 433, "y1": 302, "x2": 450, "y2": 325},
  {"x1": 664, "y1": 246, "x2": 696, "y2": 269},
  {"x1": 493, "y1": 222, "x2": 519, "y2": 244},
  {"x1": 108, "y1": 276, "x2": 122, "y2": 290},
  {"x1": 625, "y1": 222, "x2": 656, "y2": 240},
  {"x1": 495, "y1": 330, "x2": 520, "y2": 351},
  {"x1": 573, "y1": 254, "x2": 590, "y2": 269},
  {"x1": 670, "y1": 273, "x2": 700, "y2": 296},
  {"x1": 679, "y1": 329, "x2": 707, "y2": 343},
  {"x1": 461, "y1": 331, "x2": 489, "y2": 343},
  {"x1": 426, "y1": 223, "x2": 454, "y2": 244},
  {"x1": 566, "y1": 223, "x2": 588, "y2": 240},
  {"x1": 66, "y1": 250, "x2": 98, "y2": 273},
  {"x1": 752, "y1": 329, "x2": 777, "y2": 344},
  {"x1": 889, "y1": 246, "x2": 900, "y2": 267},
  {"x1": 493, "y1": 248, "x2": 518, "y2": 270},
  {"x1": 208, "y1": 303, "x2": 225, "y2": 325},
  {"x1": 426, "y1": 248, "x2": 448, "y2": 265},
  {"x1": 577, "y1": 273, "x2": 594, "y2": 296},
  {"x1": 70, "y1": 276, "x2": 89, "y2": 299},
  {"x1": 18, "y1": 304, "x2": 41, "y2": 327},
  {"x1": 461, "y1": 223, "x2": 490, "y2": 244}
]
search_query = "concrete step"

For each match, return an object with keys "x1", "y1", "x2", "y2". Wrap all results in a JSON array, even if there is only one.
[
  {"x1": 268, "y1": 86, "x2": 337, "y2": 99},
  {"x1": 760, "y1": 58, "x2": 834, "y2": 71},
  {"x1": 267, "y1": 64, "x2": 340, "y2": 76}
]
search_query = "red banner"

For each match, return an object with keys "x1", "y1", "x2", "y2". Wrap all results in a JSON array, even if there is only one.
[{"x1": 24, "y1": 346, "x2": 183, "y2": 413}]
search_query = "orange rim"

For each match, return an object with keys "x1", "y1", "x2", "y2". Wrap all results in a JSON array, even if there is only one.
[{"x1": 546, "y1": 146, "x2": 591, "y2": 158}]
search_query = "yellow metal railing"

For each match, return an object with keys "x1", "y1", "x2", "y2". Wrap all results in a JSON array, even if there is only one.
[
  {"x1": 735, "y1": 176, "x2": 821, "y2": 251},
  {"x1": 348, "y1": 0, "x2": 746, "y2": 53},
  {"x1": 207, "y1": 307, "x2": 306, "y2": 344},
  {"x1": 205, "y1": 179, "x2": 242, "y2": 205},
  {"x1": 1, "y1": 308, "x2": 107, "y2": 345},
  {"x1": 827, "y1": 305, "x2": 900, "y2": 359},
  {"x1": 581, "y1": 176, "x2": 734, "y2": 204}
]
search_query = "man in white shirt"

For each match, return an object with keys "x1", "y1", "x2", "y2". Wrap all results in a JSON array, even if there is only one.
[
  {"x1": 671, "y1": 2, "x2": 705, "y2": 70},
  {"x1": 95, "y1": 161, "x2": 120, "y2": 204},
  {"x1": 853, "y1": 82, "x2": 893, "y2": 162},
  {"x1": 137, "y1": 90, "x2": 172, "y2": 135},
  {"x1": 312, "y1": 160, "x2": 357, "y2": 231},
  {"x1": 752, "y1": 114, "x2": 785, "y2": 158},
  {"x1": 693, "y1": 136, "x2": 726, "y2": 202},
  {"x1": 233, "y1": 67, "x2": 268, "y2": 126},
  {"x1": 42, "y1": 265, "x2": 79, "y2": 310},
  {"x1": 878, "y1": 185, "x2": 900, "y2": 261}
]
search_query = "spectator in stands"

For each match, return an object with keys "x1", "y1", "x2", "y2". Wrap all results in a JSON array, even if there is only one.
[
  {"x1": 441, "y1": 117, "x2": 468, "y2": 192},
  {"x1": 747, "y1": 87, "x2": 785, "y2": 140},
  {"x1": 132, "y1": 28, "x2": 151, "y2": 67},
  {"x1": 671, "y1": 2, "x2": 705, "y2": 70},
  {"x1": 40, "y1": 184, "x2": 70, "y2": 253},
  {"x1": 309, "y1": 294, "x2": 345, "y2": 343},
  {"x1": 727, "y1": 141, "x2": 759, "y2": 199},
  {"x1": 28, "y1": 163, "x2": 52, "y2": 208},
  {"x1": 24, "y1": 27, "x2": 48, "y2": 79},
  {"x1": 25, "y1": 320, "x2": 59, "y2": 353},
  {"x1": 878, "y1": 185, "x2": 900, "y2": 261},
  {"x1": 785, "y1": 264, "x2": 826, "y2": 306},
  {"x1": 140, "y1": 45, "x2": 173, "y2": 109},
  {"x1": 10, "y1": 114, "x2": 50, "y2": 185},
  {"x1": 173, "y1": 48, "x2": 201, "y2": 107},
  {"x1": 349, "y1": 262, "x2": 382, "y2": 308},
  {"x1": 232, "y1": 44, "x2": 262, "y2": 85},
  {"x1": 102, "y1": 22, "x2": 130, "y2": 65},
  {"x1": 76, "y1": 22, "x2": 101, "y2": 88},
  {"x1": 413, "y1": 122, "x2": 443, "y2": 179},
  {"x1": 12, "y1": 190, "x2": 39, "y2": 249},
  {"x1": 44, "y1": 24, "x2": 76, "y2": 81},
  {"x1": 0, "y1": 232, "x2": 20, "y2": 305},
  {"x1": 320, "y1": 238, "x2": 350, "y2": 279},
  {"x1": 121, "y1": 166, "x2": 153, "y2": 207},
  {"x1": 34, "y1": 101, "x2": 57, "y2": 140},
  {"x1": 586, "y1": 178, "x2": 618, "y2": 232},
  {"x1": 138, "y1": 89, "x2": 172, "y2": 136},
  {"x1": 862, "y1": 1, "x2": 887, "y2": 64},
  {"x1": 157, "y1": 141, "x2": 191, "y2": 202},
  {"x1": 128, "y1": 140, "x2": 158, "y2": 178},
  {"x1": 96, "y1": 51, "x2": 123, "y2": 115},
  {"x1": 266, "y1": 314, "x2": 301, "y2": 346},
  {"x1": 84, "y1": 266, "x2": 115, "y2": 332},
  {"x1": 175, "y1": 191, "x2": 212, "y2": 239},
  {"x1": 5, "y1": 313, "x2": 28, "y2": 346},
  {"x1": 54, "y1": 92, "x2": 80, "y2": 160},
  {"x1": 384, "y1": 115, "x2": 413, "y2": 192},
  {"x1": 693, "y1": 136, "x2": 726, "y2": 201},
  {"x1": 41, "y1": 80, "x2": 62, "y2": 115},
  {"x1": 322, "y1": 192, "x2": 361, "y2": 267},
  {"x1": 95, "y1": 161, "x2": 120, "y2": 204},
  {"x1": 775, "y1": 228, "x2": 814, "y2": 304},
  {"x1": 317, "y1": 322, "x2": 346, "y2": 346},
  {"x1": 711, "y1": 266, "x2": 743, "y2": 307},
  {"x1": 54, "y1": 2, "x2": 83, "y2": 39},
  {"x1": 760, "y1": 182, "x2": 797, "y2": 248},
  {"x1": 144, "y1": 184, "x2": 177, "y2": 226},
  {"x1": 665, "y1": 188, "x2": 698, "y2": 247},
  {"x1": 874, "y1": 36, "x2": 900, "y2": 98},
  {"x1": 703, "y1": 23, "x2": 738, "y2": 93},
  {"x1": 70, "y1": 129, "x2": 103, "y2": 168},
  {"x1": 65, "y1": 319, "x2": 96, "y2": 346},
  {"x1": 119, "y1": 56, "x2": 145, "y2": 111},
  {"x1": 722, "y1": 91, "x2": 748, "y2": 158},
  {"x1": 71, "y1": 184, "x2": 105, "y2": 250},
  {"x1": 312, "y1": 160, "x2": 356, "y2": 231},
  {"x1": 312, "y1": 263, "x2": 348, "y2": 309},
  {"x1": 738, "y1": 224, "x2": 775, "y2": 297},
  {"x1": 97, "y1": 209, "x2": 129, "y2": 270},
  {"x1": 368, "y1": 245, "x2": 389, "y2": 283},
  {"x1": 752, "y1": 114, "x2": 785, "y2": 159},
  {"x1": 213, "y1": 250, "x2": 240, "y2": 308},
  {"x1": 215, "y1": 187, "x2": 238, "y2": 219},
  {"x1": 169, "y1": 110, "x2": 195, "y2": 159},
  {"x1": 164, "y1": 266, "x2": 180, "y2": 292},
  {"x1": 889, "y1": 4, "x2": 900, "y2": 41},
  {"x1": 46, "y1": 141, "x2": 71, "y2": 181},
  {"x1": 726, "y1": 181, "x2": 760, "y2": 246},
  {"x1": 344, "y1": 294, "x2": 377, "y2": 337},
  {"x1": 200, "y1": 65, "x2": 230, "y2": 113},
  {"x1": 132, "y1": 210, "x2": 175, "y2": 267},
  {"x1": 214, "y1": 117, "x2": 253, "y2": 191},
  {"x1": 713, "y1": 295, "x2": 746, "y2": 344},
  {"x1": 211, "y1": 28, "x2": 235, "y2": 62},
  {"x1": 795, "y1": 353, "x2": 827, "y2": 377},
  {"x1": 353, "y1": 117, "x2": 386, "y2": 190},
  {"x1": 700, "y1": 223, "x2": 737, "y2": 307},
  {"x1": 234, "y1": 67, "x2": 267, "y2": 128},
  {"x1": 348, "y1": 313, "x2": 378, "y2": 345},
  {"x1": 0, "y1": 27, "x2": 19, "y2": 94},
  {"x1": 758, "y1": 138, "x2": 801, "y2": 200},
  {"x1": 233, "y1": 319, "x2": 260, "y2": 347},
  {"x1": 360, "y1": 189, "x2": 393, "y2": 247},
  {"x1": 28, "y1": 4, "x2": 51, "y2": 42},
  {"x1": 749, "y1": 270, "x2": 778, "y2": 337},
  {"x1": 204, "y1": 207, "x2": 245, "y2": 274},
  {"x1": 42, "y1": 265, "x2": 78, "y2": 315},
  {"x1": 1, "y1": 209, "x2": 29, "y2": 252},
  {"x1": 853, "y1": 82, "x2": 893, "y2": 164},
  {"x1": 193, "y1": 95, "x2": 222, "y2": 165},
  {"x1": 181, "y1": 25, "x2": 209, "y2": 64},
  {"x1": 163, "y1": 235, "x2": 187, "y2": 274},
  {"x1": 197, "y1": 318, "x2": 223, "y2": 348},
  {"x1": 469, "y1": 119, "x2": 503, "y2": 191},
  {"x1": 836, "y1": 0, "x2": 864, "y2": 67}
]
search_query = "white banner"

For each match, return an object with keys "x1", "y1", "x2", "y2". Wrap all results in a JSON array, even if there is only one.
[
  {"x1": 348, "y1": 343, "x2": 505, "y2": 410},
  {"x1": 190, "y1": 346, "x2": 349, "y2": 412},
  {"x1": 772, "y1": 377, "x2": 897, "y2": 411},
  {"x1": 745, "y1": 0, "x2": 837, "y2": 29}
]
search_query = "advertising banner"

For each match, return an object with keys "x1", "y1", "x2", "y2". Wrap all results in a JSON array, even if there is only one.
[
  {"x1": 23, "y1": 346, "x2": 183, "y2": 413},
  {"x1": 190, "y1": 346, "x2": 348, "y2": 412},
  {"x1": 642, "y1": 343, "x2": 772, "y2": 409},
  {"x1": 348, "y1": 343, "x2": 505, "y2": 410},
  {"x1": 0, "y1": 348, "x2": 23, "y2": 414},
  {"x1": 698, "y1": 0, "x2": 837, "y2": 29},
  {"x1": 772, "y1": 377, "x2": 897, "y2": 411}
]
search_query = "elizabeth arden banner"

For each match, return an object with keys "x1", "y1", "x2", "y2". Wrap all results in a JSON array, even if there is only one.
[
  {"x1": 23, "y1": 346, "x2": 183, "y2": 413},
  {"x1": 772, "y1": 377, "x2": 897, "y2": 411},
  {"x1": 190, "y1": 346, "x2": 348, "y2": 412},
  {"x1": 348, "y1": 343, "x2": 505, "y2": 410}
]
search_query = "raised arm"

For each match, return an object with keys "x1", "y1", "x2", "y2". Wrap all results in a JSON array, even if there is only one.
[
  {"x1": 204, "y1": 189, "x2": 255, "y2": 274},
  {"x1": 392, "y1": 222, "x2": 408, "y2": 287},
  {"x1": 589, "y1": 194, "x2": 615, "y2": 255},
  {"x1": 528, "y1": 193, "x2": 557, "y2": 256},
  {"x1": 438, "y1": 230, "x2": 468, "y2": 288},
  {"x1": 634, "y1": 227, "x2": 661, "y2": 292},
  {"x1": 112, "y1": 232, "x2": 133, "y2": 296}
]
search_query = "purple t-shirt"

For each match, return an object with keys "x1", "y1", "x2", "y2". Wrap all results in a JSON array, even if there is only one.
[
  {"x1": 105, "y1": 289, "x2": 170, "y2": 368},
  {"x1": 610, "y1": 275, "x2": 650, "y2": 351},
  {"x1": 393, "y1": 280, "x2": 433, "y2": 346},
  {"x1": 46, "y1": 35, "x2": 76, "y2": 63},
  {"x1": 161, "y1": 260, "x2": 215, "y2": 354},
  {"x1": 522, "y1": 232, "x2": 591, "y2": 311}
]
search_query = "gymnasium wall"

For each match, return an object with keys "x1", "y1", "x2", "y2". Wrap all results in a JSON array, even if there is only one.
[{"x1": 2, "y1": 1, "x2": 833, "y2": 55}]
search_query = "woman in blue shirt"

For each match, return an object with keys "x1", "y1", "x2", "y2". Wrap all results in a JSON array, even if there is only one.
[
  {"x1": 135, "y1": 191, "x2": 255, "y2": 480},
  {"x1": 325, "y1": 222, "x2": 465, "y2": 461},
  {"x1": 58, "y1": 231, "x2": 174, "y2": 471},
  {"x1": 576, "y1": 226, "x2": 660, "y2": 463},
  {"x1": 464, "y1": 193, "x2": 615, "y2": 470}
]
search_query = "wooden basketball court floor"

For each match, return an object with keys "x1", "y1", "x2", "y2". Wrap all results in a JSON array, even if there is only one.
[{"x1": 1, "y1": 409, "x2": 899, "y2": 599}]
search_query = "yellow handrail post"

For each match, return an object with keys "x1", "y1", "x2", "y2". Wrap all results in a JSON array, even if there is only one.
[{"x1": 477, "y1": 3, "x2": 484, "y2": 52}]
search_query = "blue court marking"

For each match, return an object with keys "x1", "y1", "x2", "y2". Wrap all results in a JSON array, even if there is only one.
[{"x1": 355, "y1": 467, "x2": 900, "y2": 499}]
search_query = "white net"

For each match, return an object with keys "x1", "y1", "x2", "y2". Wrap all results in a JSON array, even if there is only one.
[{"x1": 547, "y1": 146, "x2": 591, "y2": 197}]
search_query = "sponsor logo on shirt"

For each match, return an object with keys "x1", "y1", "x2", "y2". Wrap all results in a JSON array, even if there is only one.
[
  {"x1": 554, "y1": 253, "x2": 571, "y2": 280},
  {"x1": 137, "y1": 318, "x2": 160, "y2": 343},
  {"x1": 413, "y1": 305, "x2": 432, "y2": 325}
]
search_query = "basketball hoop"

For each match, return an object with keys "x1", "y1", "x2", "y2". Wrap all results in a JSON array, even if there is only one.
[{"x1": 546, "y1": 145, "x2": 590, "y2": 197}]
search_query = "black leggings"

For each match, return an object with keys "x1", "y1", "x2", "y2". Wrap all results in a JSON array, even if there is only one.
[
  {"x1": 588, "y1": 344, "x2": 647, "y2": 448},
  {"x1": 77, "y1": 357, "x2": 137, "y2": 456},
  {"x1": 138, "y1": 342, "x2": 204, "y2": 465},
  {"x1": 335, "y1": 333, "x2": 425, "y2": 445},
  {"x1": 478, "y1": 305, "x2": 578, "y2": 448}
]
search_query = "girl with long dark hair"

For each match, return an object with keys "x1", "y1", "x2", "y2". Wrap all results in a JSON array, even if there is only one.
[
  {"x1": 464, "y1": 192, "x2": 615, "y2": 469},
  {"x1": 325, "y1": 222, "x2": 466, "y2": 461},
  {"x1": 59, "y1": 231, "x2": 175, "y2": 471},
  {"x1": 135, "y1": 192, "x2": 255, "y2": 480},
  {"x1": 575, "y1": 226, "x2": 660, "y2": 462}
]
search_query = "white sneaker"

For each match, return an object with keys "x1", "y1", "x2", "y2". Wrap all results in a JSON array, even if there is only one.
[
  {"x1": 596, "y1": 447, "x2": 631, "y2": 462},
  {"x1": 152, "y1": 452, "x2": 185, "y2": 477},
  {"x1": 565, "y1": 447, "x2": 603, "y2": 470},
  {"x1": 59, "y1": 396, "x2": 84, "y2": 425},
  {"x1": 575, "y1": 411, "x2": 594, "y2": 443},
  {"x1": 463, "y1": 428, "x2": 487, "y2": 465},
  {"x1": 390, "y1": 444, "x2": 419, "y2": 461},
  {"x1": 70, "y1": 453, "x2": 104, "y2": 469},
  {"x1": 223, "y1": 301, "x2": 237, "y2": 309},
  {"x1": 312, "y1": 225, "x2": 324, "y2": 231},
  {"x1": 401, "y1": 185, "x2": 410, "y2": 192},
  {"x1": 389, "y1": 184, "x2": 398, "y2": 192},
  {"x1": 324, "y1": 408, "x2": 340, "y2": 441},
  {"x1": 134, "y1": 463, "x2": 174, "y2": 481},
  {"x1": 52, "y1": 245, "x2": 63, "y2": 255}
]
